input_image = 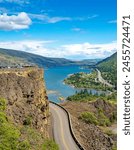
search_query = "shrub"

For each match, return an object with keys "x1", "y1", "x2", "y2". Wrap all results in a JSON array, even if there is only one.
[
  {"x1": 42, "y1": 140, "x2": 59, "y2": 150},
  {"x1": 0, "y1": 98, "x2": 28, "y2": 150},
  {"x1": 0, "y1": 98, "x2": 7, "y2": 111},
  {"x1": 79, "y1": 112, "x2": 98, "y2": 125},
  {"x1": 18, "y1": 140, "x2": 30, "y2": 150},
  {"x1": 0, "y1": 112, "x2": 7, "y2": 123},
  {"x1": 23, "y1": 116, "x2": 32, "y2": 126},
  {"x1": 0, "y1": 122, "x2": 20, "y2": 150},
  {"x1": 98, "y1": 109, "x2": 111, "y2": 126},
  {"x1": 104, "y1": 129, "x2": 114, "y2": 136},
  {"x1": 112, "y1": 145, "x2": 117, "y2": 150}
]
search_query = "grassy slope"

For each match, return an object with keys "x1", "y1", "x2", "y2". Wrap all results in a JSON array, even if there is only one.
[
  {"x1": 96, "y1": 52, "x2": 117, "y2": 86},
  {"x1": 0, "y1": 98, "x2": 59, "y2": 150}
]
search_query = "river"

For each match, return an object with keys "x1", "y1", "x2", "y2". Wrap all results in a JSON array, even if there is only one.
[{"x1": 44, "y1": 65, "x2": 105, "y2": 103}]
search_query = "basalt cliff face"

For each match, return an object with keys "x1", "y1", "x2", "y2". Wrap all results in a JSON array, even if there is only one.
[{"x1": 0, "y1": 67, "x2": 49, "y2": 135}]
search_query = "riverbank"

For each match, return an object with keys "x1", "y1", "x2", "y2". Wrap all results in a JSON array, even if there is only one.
[{"x1": 63, "y1": 70, "x2": 114, "y2": 92}]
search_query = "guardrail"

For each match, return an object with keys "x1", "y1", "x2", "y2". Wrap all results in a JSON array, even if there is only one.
[{"x1": 49, "y1": 101, "x2": 85, "y2": 150}]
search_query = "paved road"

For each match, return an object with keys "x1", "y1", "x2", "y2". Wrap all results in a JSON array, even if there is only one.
[
  {"x1": 50, "y1": 103, "x2": 80, "y2": 150},
  {"x1": 96, "y1": 69, "x2": 114, "y2": 87}
]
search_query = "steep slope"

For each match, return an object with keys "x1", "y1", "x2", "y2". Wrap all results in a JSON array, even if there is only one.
[
  {"x1": 97, "y1": 52, "x2": 117, "y2": 68},
  {"x1": 61, "y1": 100, "x2": 116, "y2": 150},
  {"x1": 0, "y1": 67, "x2": 49, "y2": 132},
  {"x1": 0, "y1": 67, "x2": 53, "y2": 149},
  {"x1": 96, "y1": 52, "x2": 117, "y2": 87}
]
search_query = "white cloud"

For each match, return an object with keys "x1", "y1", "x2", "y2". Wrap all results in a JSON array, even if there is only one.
[
  {"x1": 0, "y1": 12, "x2": 32, "y2": 30},
  {"x1": 47, "y1": 17, "x2": 71, "y2": 23},
  {"x1": 75, "y1": 14, "x2": 98, "y2": 21},
  {"x1": 72, "y1": 28, "x2": 82, "y2": 32},
  {"x1": 61, "y1": 42, "x2": 117, "y2": 59},
  {"x1": 29, "y1": 13, "x2": 98, "y2": 24},
  {"x1": 0, "y1": 0, "x2": 29, "y2": 4},
  {"x1": 29, "y1": 13, "x2": 72, "y2": 23},
  {"x1": 0, "y1": 40, "x2": 117, "y2": 60},
  {"x1": 108, "y1": 20, "x2": 117, "y2": 24}
]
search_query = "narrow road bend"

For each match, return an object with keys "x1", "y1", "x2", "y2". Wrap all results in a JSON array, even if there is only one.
[{"x1": 50, "y1": 103, "x2": 80, "y2": 150}]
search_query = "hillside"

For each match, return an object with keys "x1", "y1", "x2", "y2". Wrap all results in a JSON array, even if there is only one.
[
  {"x1": 0, "y1": 67, "x2": 59, "y2": 149},
  {"x1": 0, "y1": 48, "x2": 99, "y2": 68},
  {"x1": 63, "y1": 52, "x2": 117, "y2": 91},
  {"x1": 0, "y1": 52, "x2": 33, "y2": 68},
  {"x1": 96, "y1": 52, "x2": 117, "y2": 87}
]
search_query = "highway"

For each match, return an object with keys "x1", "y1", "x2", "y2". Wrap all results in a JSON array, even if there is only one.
[
  {"x1": 50, "y1": 103, "x2": 80, "y2": 150},
  {"x1": 96, "y1": 69, "x2": 114, "y2": 87}
]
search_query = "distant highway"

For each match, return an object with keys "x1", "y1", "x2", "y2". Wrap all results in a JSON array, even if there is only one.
[
  {"x1": 50, "y1": 103, "x2": 80, "y2": 150},
  {"x1": 96, "y1": 69, "x2": 114, "y2": 87}
]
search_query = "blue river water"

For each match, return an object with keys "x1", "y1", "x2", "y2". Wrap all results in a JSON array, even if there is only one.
[{"x1": 44, "y1": 65, "x2": 103, "y2": 103}]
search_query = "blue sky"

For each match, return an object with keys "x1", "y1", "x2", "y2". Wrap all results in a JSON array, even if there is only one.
[{"x1": 0, "y1": 0, "x2": 117, "y2": 60}]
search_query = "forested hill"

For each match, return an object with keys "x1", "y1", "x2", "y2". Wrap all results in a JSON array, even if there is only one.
[
  {"x1": 96, "y1": 52, "x2": 117, "y2": 87},
  {"x1": 0, "y1": 48, "x2": 100, "y2": 68}
]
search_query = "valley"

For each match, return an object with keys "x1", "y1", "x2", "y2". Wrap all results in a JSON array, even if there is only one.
[{"x1": 0, "y1": 49, "x2": 117, "y2": 150}]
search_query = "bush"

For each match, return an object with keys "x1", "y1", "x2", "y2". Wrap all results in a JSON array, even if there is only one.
[
  {"x1": 0, "y1": 98, "x2": 7, "y2": 111},
  {"x1": 79, "y1": 112, "x2": 98, "y2": 125},
  {"x1": 18, "y1": 140, "x2": 30, "y2": 150},
  {"x1": 23, "y1": 116, "x2": 32, "y2": 126},
  {"x1": 112, "y1": 145, "x2": 117, "y2": 150},
  {"x1": 42, "y1": 140, "x2": 59, "y2": 150},
  {"x1": 98, "y1": 109, "x2": 111, "y2": 126},
  {"x1": 0, "y1": 98, "x2": 30, "y2": 150},
  {"x1": 0, "y1": 121, "x2": 20, "y2": 150},
  {"x1": 104, "y1": 129, "x2": 114, "y2": 136},
  {"x1": 0, "y1": 112, "x2": 7, "y2": 123}
]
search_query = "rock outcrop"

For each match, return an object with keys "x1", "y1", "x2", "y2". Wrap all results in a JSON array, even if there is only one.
[
  {"x1": 62, "y1": 100, "x2": 116, "y2": 150},
  {"x1": 0, "y1": 67, "x2": 49, "y2": 136}
]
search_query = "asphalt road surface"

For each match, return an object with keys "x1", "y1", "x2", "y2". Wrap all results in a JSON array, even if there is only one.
[
  {"x1": 50, "y1": 103, "x2": 80, "y2": 150},
  {"x1": 96, "y1": 69, "x2": 114, "y2": 87}
]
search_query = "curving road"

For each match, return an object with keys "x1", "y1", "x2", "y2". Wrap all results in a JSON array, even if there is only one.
[
  {"x1": 96, "y1": 69, "x2": 114, "y2": 87},
  {"x1": 50, "y1": 103, "x2": 80, "y2": 150}
]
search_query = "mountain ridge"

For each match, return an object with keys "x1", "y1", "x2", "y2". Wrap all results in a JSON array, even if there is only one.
[{"x1": 0, "y1": 48, "x2": 100, "y2": 67}]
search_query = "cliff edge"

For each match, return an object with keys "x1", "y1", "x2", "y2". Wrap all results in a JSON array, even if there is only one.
[{"x1": 0, "y1": 67, "x2": 49, "y2": 134}]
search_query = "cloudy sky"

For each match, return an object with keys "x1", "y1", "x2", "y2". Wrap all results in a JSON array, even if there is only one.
[{"x1": 0, "y1": 0, "x2": 117, "y2": 60}]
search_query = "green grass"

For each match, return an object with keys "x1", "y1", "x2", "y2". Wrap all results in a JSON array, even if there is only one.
[
  {"x1": 64, "y1": 71, "x2": 113, "y2": 91},
  {"x1": 0, "y1": 98, "x2": 7, "y2": 111},
  {"x1": 97, "y1": 108, "x2": 111, "y2": 126},
  {"x1": 42, "y1": 140, "x2": 59, "y2": 150},
  {"x1": 0, "y1": 98, "x2": 23, "y2": 150},
  {"x1": 79, "y1": 112, "x2": 98, "y2": 125},
  {"x1": 79, "y1": 111, "x2": 112, "y2": 127},
  {"x1": 104, "y1": 129, "x2": 115, "y2": 136},
  {"x1": 0, "y1": 98, "x2": 59, "y2": 150},
  {"x1": 79, "y1": 106, "x2": 116, "y2": 127}
]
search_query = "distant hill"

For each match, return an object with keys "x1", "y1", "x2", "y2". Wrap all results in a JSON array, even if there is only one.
[
  {"x1": 0, "y1": 48, "x2": 100, "y2": 68},
  {"x1": 97, "y1": 52, "x2": 117, "y2": 66},
  {"x1": 96, "y1": 52, "x2": 117, "y2": 87},
  {"x1": 0, "y1": 51, "x2": 33, "y2": 67}
]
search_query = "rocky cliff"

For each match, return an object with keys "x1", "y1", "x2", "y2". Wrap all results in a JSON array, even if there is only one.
[{"x1": 0, "y1": 67, "x2": 49, "y2": 135}]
